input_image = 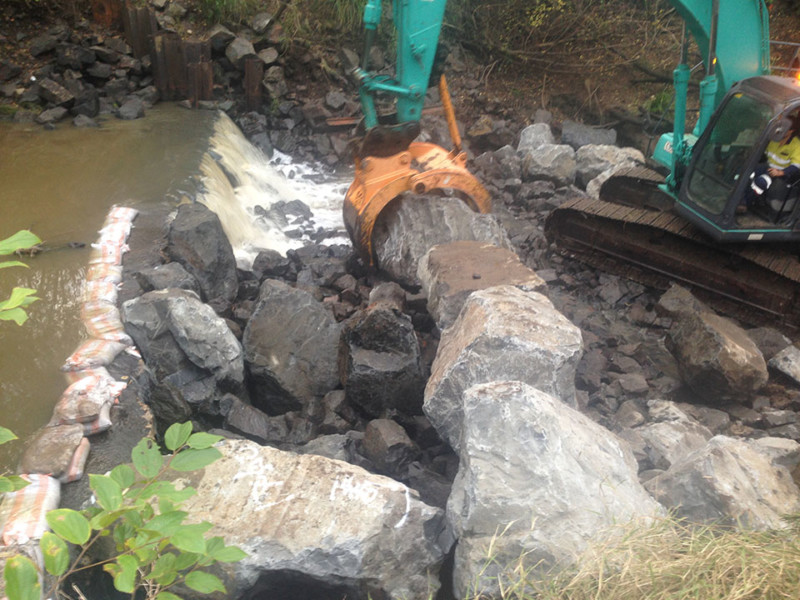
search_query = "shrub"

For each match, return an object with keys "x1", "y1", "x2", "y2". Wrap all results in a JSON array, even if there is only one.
[
  {"x1": 2, "y1": 422, "x2": 247, "y2": 600},
  {"x1": 0, "y1": 231, "x2": 42, "y2": 326}
]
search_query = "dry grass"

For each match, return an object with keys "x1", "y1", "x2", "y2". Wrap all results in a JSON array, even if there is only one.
[{"x1": 467, "y1": 515, "x2": 800, "y2": 600}]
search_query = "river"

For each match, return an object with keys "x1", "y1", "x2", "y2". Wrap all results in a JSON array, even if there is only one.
[{"x1": 0, "y1": 104, "x2": 348, "y2": 470}]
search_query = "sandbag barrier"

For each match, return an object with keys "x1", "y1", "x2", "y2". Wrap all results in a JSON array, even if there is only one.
[{"x1": 0, "y1": 206, "x2": 139, "y2": 582}]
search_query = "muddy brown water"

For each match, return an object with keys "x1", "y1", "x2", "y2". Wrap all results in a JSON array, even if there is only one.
[{"x1": 0, "y1": 104, "x2": 218, "y2": 470}]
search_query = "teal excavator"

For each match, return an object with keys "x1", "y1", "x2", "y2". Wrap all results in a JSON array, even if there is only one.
[
  {"x1": 545, "y1": 0, "x2": 800, "y2": 326},
  {"x1": 344, "y1": 0, "x2": 800, "y2": 326}
]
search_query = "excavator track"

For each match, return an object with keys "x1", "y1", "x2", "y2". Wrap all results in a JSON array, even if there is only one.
[{"x1": 546, "y1": 184, "x2": 800, "y2": 329}]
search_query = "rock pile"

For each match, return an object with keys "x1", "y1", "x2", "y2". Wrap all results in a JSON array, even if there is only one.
[{"x1": 105, "y1": 113, "x2": 800, "y2": 596}]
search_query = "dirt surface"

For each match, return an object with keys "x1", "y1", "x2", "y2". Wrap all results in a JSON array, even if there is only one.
[
  {"x1": 0, "y1": 1, "x2": 696, "y2": 133},
  {"x1": 3, "y1": 2, "x2": 800, "y2": 143}
]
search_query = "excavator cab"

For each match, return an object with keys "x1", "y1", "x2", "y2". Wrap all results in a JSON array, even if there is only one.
[{"x1": 677, "y1": 76, "x2": 800, "y2": 243}]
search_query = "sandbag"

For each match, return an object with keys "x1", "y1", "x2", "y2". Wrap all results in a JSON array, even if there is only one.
[
  {"x1": 85, "y1": 263, "x2": 123, "y2": 284},
  {"x1": 88, "y1": 240, "x2": 128, "y2": 265},
  {"x1": 63, "y1": 366, "x2": 111, "y2": 386},
  {"x1": 104, "y1": 205, "x2": 139, "y2": 225},
  {"x1": 0, "y1": 474, "x2": 61, "y2": 545},
  {"x1": 52, "y1": 373, "x2": 126, "y2": 425},
  {"x1": 98, "y1": 220, "x2": 132, "y2": 245},
  {"x1": 83, "y1": 280, "x2": 118, "y2": 305},
  {"x1": 80, "y1": 402, "x2": 113, "y2": 436},
  {"x1": 60, "y1": 437, "x2": 90, "y2": 483},
  {"x1": 82, "y1": 306, "x2": 133, "y2": 345},
  {"x1": 19, "y1": 425, "x2": 86, "y2": 482},
  {"x1": 62, "y1": 339, "x2": 127, "y2": 371}
]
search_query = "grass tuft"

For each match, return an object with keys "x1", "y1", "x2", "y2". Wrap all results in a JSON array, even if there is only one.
[{"x1": 465, "y1": 514, "x2": 800, "y2": 600}]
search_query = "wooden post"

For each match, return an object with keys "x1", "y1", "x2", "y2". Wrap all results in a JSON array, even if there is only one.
[
  {"x1": 164, "y1": 33, "x2": 187, "y2": 100},
  {"x1": 185, "y1": 40, "x2": 213, "y2": 106},
  {"x1": 92, "y1": 0, "x2": 123, "y2": 29},
  {"x1": 123, "y1": 3, "x2": 158, "y2": 59},
  {"x1": 244, "y1": 56, "x2": 263, "y2": 112}
]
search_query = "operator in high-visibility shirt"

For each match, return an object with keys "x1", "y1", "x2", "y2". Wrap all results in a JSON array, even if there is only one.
[{"x1": 745, "y1": 119, "x2": 800, "y2": 210}]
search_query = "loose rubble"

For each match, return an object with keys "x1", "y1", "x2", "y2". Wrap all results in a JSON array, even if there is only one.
[{"x1": 3, "y1": 8, "x2": 800, "y2": 600}]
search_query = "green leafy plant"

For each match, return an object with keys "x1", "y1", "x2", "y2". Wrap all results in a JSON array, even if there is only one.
[
  {"x1": 0, "y1": 427, "x2": 29, "y2": 494},
  {"x1": 0, "y1": 230, "x2": 42, "y2": 326},
  {"x1": 3, "y1": 422, "x2": 247, "y2": 600}
]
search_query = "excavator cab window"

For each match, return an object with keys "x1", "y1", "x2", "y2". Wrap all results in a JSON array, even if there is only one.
[{"x1": 685, "y1": 92, "x2": 774, "y2": 215}]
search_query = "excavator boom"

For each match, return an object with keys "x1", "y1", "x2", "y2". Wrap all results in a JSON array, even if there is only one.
[{"x1": 343, "y1": 0, "x2": 490, "y2": 265}]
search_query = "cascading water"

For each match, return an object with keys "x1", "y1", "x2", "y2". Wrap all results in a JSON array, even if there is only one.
[
  {"x1": 197, "y1": 112, "x2": 350, "y2": 269},
  {"x1": 0, "y1": 105, "x2": 351, "y2": 470}
]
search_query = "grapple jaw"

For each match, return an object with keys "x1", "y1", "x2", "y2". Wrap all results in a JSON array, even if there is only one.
[{"x1": 344, "y1": 142, "x2": 491, "y2": 265}]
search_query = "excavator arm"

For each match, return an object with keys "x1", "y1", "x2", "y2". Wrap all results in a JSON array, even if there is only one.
[
  {"x1": 657, "y1": 0, "x2": 771, "y2": 192},
  {"x1": 343, "y1": 0, "x2": 490, "y2": 265}
]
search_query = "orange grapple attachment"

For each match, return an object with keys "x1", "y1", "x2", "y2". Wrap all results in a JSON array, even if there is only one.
[{"x1": 343, "y1": 75, "x2": 491, "y2": 265}]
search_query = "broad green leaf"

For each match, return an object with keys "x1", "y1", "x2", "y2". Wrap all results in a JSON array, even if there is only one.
[
  {"x1": 90, "y1": 507, "x2": 133, "y2": 530},
  {"x1": 0, "y1": 231, "x2": 41, "y2": 256},
  {"x1": 132, "y1": 438, "x2": 163, "y2": 478},
  {"x1": 170, "y1": 447, "x2": 222, "y2": 472},
  {"x1": 0, "y1": 307, "x2": 29, "y2": 326},
  {"x1": 212, "y1": 544, "x2": 248, "y2": 563},
  {"x1": 143, "y1": 510, "x2": 188, "y2": 537},
  {"x1": 173, "y1": 551, "x2": 200, "y2": 571},
  {"x1": 40, "y1": 531, "x2": 70, "y2": 576},
  {"x1": 90, "y1": 474, "x2": 123, "y2": 511},
  {"x1": 170, "y1": 523, "x2": 212, "y2": 554},
  {"x1": 133, "y1": 544, "x2": 158, "y2": 564},
  {"x1": 155, "y1": 592, "x2": 183, "y2": 600},
  {"x1": 0, "y1": 260, "x2": 29, "y2": 270},
  {"x1": 164, "y1": 422, "x2": 193, "y2": 451},
  {"x1": 187, "y1": 432, "x2": 223, "y2": 449},
  {"x1": 0, "y1": 474, "x2": 30, "y2": 494},
  {"x1": 113, "y1": 520, "x2": 136, "y2": 549},
  {"x1": 0, "y1": 288, "x2": 38, "y2": 311},
  {"x1": 184, "y1": 571, "x2": 225, "y2": 594},
  {"x1": 0, "y1": 426, "x2": 17, "y2": 444},
  {"x1": 3, "y1": 555, "x2": 40, "y2": 600},
  {"x1": 112, "y1": 555, "x2": 138, "y2": 593},
  {"x1": 110, "y1": 463, "x2": 136, "y2": 489},
  {"x1": 205, "y1": 536, "x2": 224, "y2": 554},
  {"x1": 47, "y1": 509, "x2": 91, "y2": 545},
  {"x1": 137, "y1": 480, "x2": 173, "y2": 500},
  {"x1": 154, "y1": 484, "x2": 196, "y2": 505},
  {"x1": 146, "y1": 553, "x2": 177, "y2": 583}
]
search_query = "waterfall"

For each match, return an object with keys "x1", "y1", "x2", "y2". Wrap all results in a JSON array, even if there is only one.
[{"x1": 198, "y1": 112, "x2": 351, "y2": 269}]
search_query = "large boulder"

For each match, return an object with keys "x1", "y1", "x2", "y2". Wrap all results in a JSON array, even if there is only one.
[
  {"x1": 520, "y1": 143, "x2": 576, "y2": 186},
  {"x1": 417, "y1": 241, "x2": 546, "y2": 331},
  {"x1": 561, "y1": 120, "x2": 617, "y2": 149},
  {"x1": 371, "y1": 195, "x2": 511, "y2": 288},
  {"x1": 645, "y1": 435, "x2": 800, "y2": 529},
  {"x1": 424, "y1": 285, "x2": 583, "y2": 451},
  {"x1": 172, "y1": 438, "x2": 452, "y2": 600},
  {"x1": 243, "y1": 279, "x2": 341, "y2": 415},
  {"x1": 575, "y1": 144, "x2": 644, "y2": 189},
  {"x1": 338, "y1": 303, "x2": 425, "y2": 417},
  {"x1": 517, "y1": 123, "x2": 555, "y2": 153},
  {"x1": 634, "y1": 400, "x2": 713, "y2": 471},
  {"x1": 121, "y1": 289, "x2": 244, "y2": 424},
  {"x1": 448, "y1": 381, "x2": 663, "y2": 598},
  {"x1": 165, "y1": 203, "x2": 238, "y2": 314},
  {"x1": 666, "y1": 310, "x2": 768, "y2": 403},
  {"x1": 768, "y1": 344, "x2": 800, "y2": 386}
]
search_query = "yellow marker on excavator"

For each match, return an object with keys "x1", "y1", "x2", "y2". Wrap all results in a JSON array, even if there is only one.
[{"x1": 342, "y1": 0, "x2": 490, "y2": 265}]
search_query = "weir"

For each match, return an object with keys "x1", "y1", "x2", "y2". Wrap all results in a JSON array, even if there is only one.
[
  {"x1": 0, "y1": 106, "x2": 346, "y2": 470},
  {"x1": 197, "y1": 112, "x2": 350, "y2": 268}
]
